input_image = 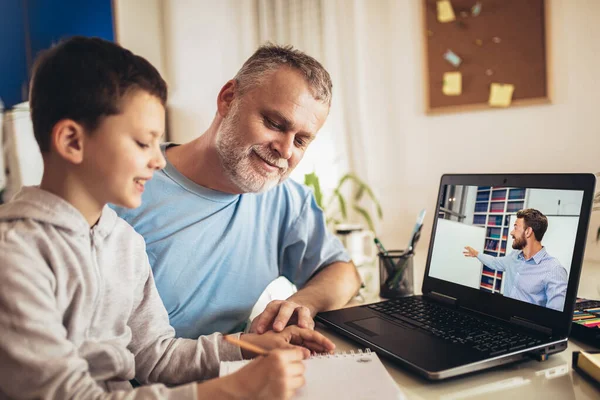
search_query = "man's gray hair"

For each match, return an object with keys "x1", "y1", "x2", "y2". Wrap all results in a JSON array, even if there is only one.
[{"x1": 233, "y1": 43, "x2": 332, "y2": 105}]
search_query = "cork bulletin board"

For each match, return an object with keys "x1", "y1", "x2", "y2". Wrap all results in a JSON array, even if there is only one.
[{"x1": 423, "y1": 0, "x2": 550, "y2": 114}]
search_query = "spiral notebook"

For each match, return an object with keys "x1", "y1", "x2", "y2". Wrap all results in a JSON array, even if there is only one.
[{"x1": 219, "y1": 349, "x2": 405, "y2": 399}]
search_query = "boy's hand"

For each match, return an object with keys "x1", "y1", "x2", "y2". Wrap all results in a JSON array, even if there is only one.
[
  {"x1": 224, "y1": 348, "x2": 306, "y2": 400},
  {"x1": 240, "y1": 326, "x2": 335, "y2": 359}
]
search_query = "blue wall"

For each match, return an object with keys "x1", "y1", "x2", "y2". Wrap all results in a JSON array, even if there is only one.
[
  {"x1": 0, "y1": 0, "x2": 115, "y2": 109},
  {"x1": 0, "y1": 1, "x2": 29, "y2": 108}
]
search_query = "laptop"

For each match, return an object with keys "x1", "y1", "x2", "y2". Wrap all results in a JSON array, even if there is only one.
[{"x1": 317, "y1": 173, "x2": 596, "y2": 380}]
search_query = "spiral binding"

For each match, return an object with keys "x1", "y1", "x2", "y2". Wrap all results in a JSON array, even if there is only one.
[{"x1": 310, "y1": 348, "x2": 372, "y2": 359}]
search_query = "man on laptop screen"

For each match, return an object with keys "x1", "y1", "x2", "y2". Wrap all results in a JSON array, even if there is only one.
[
  {"x1": 463, "y1": 208, "x2": 567, "y2": 311},
  {"x1": 428, "y1": 185, "x2": 582, "y2": 313}
]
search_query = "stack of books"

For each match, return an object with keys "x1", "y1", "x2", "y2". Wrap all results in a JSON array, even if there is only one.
[{"x1": 572, "y1": 351, "x2": 600, "y2": 387}]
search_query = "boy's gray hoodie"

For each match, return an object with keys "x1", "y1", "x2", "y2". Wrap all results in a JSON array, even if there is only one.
[{"x1": 0, "y1": 187, "x2": 243, "y2": 399}]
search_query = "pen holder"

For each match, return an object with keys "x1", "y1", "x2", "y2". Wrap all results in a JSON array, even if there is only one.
[{"x1": 379, "y1": 250, "x2": 414, "y2": 298}]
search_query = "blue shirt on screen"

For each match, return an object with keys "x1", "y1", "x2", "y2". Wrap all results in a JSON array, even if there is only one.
[{"x1": 477, "y1": 247, "x2": 567, "y2": 311}]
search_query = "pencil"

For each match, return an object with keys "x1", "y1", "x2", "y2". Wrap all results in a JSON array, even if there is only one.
[{"x1": 223, "y1": 335, "x2": 269, "y2": 356}]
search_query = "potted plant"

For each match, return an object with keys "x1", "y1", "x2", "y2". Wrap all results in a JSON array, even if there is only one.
[{"x1": 304, "y1": 172, "x2": 382, "y2": 233}]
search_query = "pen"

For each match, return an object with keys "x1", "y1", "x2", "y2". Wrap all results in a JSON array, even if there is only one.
[
  {"x1": 374, "y1": 237, "x2": 389, "y2": 255},
  {"x1": 390, "y1": 258, "x2": 409, "y2": 288},
  {"x1": 224, "y1": 335, "x2": 269, "y2": 356},
  {"x1": 374, "y1": 237, "x2": 397, "y2": 276}
]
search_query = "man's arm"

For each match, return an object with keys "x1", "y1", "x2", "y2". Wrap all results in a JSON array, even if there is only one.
[
  {"x1": 545, "y1": 266, "x2": 568, "y2": 311},
  {"x1": 251, "y1": 261, "x2": 361, "y2": 333},
  {"x1": 464, "y1": 246, "x2": 508, "y2": 272}
]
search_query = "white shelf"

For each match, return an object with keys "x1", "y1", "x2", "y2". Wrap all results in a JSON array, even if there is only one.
[{"x1": 475, "y1": 185, "x2": 526, "y2": 294}]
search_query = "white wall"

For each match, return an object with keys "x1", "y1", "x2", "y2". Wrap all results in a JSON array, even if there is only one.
[
  {"x1": 356, "y1": 0, "x2": 600, "y2": 271},
  {"x1": 113, "y1": 0, "x2": 167, "y2": 78},
  {"x1": 161, "y1": 0, "x2": 258, "y2": 143},
  {"x1": 116, "y1": 0, "x2": 600, "y2": 277}
]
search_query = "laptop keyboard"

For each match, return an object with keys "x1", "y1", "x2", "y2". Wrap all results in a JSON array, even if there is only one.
[{"x1": 367, "y1": 297, "x2": 545, "y2": 357}]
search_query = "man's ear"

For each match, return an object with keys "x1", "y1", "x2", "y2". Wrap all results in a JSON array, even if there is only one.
[
  {"x1": 525, "y1": 226, "x2": 533, "y2": 239},
  {"x1": 50, "y1": 119, "x2": 86, "y2": 164},
  {"x1": 216, "y1": 80, "x2": 237, "y2": 118}
]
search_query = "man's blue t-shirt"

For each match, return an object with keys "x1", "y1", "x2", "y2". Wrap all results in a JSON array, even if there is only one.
[{"x1": 113, "y1": 144, "x2": 350, "y2": 338}]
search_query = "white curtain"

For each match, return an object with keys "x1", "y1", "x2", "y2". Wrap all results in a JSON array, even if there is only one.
[
  {"x1": 255, "y1": 1, "x2": 400, "y2": 231},
  {"x1": 255, "y1": 0, "x2": 352, "y2": 193}
]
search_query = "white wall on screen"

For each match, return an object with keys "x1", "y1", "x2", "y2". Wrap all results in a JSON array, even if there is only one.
[
  {"x1": 525, "y1": 189, "x2": 584, "y2": 216},
  {"x1": 429, "y1": 218, "x2": 485, "y2": 289},
  {"x1": 462, "y1": 186, "x2": 478, "y2": 225}
]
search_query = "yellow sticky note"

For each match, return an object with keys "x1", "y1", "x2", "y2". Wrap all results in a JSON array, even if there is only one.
[
  {"x1": 442, "y1": 72, "x2": 462, "y2": 96},
  {"x1": 437, "y1": 0, "x2": 456, "y2": 23},
  {"x1": 489, "y1": 83, "x2": 515, "y2": 107}
]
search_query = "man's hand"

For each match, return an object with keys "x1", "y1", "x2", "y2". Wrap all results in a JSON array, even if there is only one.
[
  {"x1": 240, "y1": 326, "x2": 335, "y2": 359},
  {"x1": 250, "y1": 300, "x2": 314, "y2": 334},
  {"x1": 463, "y1": 246, "x2": 479, "y2": 258}
]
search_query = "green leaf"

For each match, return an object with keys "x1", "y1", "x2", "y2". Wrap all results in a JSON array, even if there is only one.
[
  {"x1": 362, "y1": 185, "x2": 382, "y2": 218},
  {"x1": 353, "y1": 204, "x2": 376, "y2": 233},
  {"x1": 304, "y1": 172, "x2": 323, "y2": 209},
  {"x1": 336, "y1": 173, "x2": 353, "y2": 190},
  {"x1": 333, "y1": 189, "x2": 347, "y2": 220},
  {"x1": 354, "y1": 185, "x2": 365, "y2": 202}
]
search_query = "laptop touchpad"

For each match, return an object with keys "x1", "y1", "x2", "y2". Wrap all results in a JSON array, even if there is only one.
[{"x1": 346, "y1": 317, "x2": 412, "y2": 337}]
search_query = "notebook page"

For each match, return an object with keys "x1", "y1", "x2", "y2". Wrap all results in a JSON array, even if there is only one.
[{"x1": 220, "y1": 351, "x2": 405, "y2": 400}]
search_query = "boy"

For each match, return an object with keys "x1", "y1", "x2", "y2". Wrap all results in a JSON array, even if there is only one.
[{"x1": 0, "y1": 37, "x2": 334, "y2": 399}]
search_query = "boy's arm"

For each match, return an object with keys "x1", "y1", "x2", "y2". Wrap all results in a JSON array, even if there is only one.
[
  {"x1": 0, "y1": 242, "x2": 198, "y2": 400},
  {"x1": 127, "y1": 254, "x2": 243, "y2": 385}
]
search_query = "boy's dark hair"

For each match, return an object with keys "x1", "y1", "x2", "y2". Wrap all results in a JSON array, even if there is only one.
[
  {"x1": 30, "y1": 36, "x2": 167, "y2": 153},
  {"x1": 516, "y1": 208, "x2": 548, "y2": 242}
]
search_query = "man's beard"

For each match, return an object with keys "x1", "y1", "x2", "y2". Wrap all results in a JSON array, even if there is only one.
[
  {"x1": 512, "y1": 232, "x2": 527, "y2": 250},
  {"x1": 215, "y1": 102, "x2": 290, "y2": 193}
]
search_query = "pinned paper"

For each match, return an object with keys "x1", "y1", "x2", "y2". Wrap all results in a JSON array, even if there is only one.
[
  {"x1": 443, "y1": 72, "x2": 462, "y2": 96},
  {"x1": 443, "y1": 49, "x2": 462, "y2": 67},
  {"x1": 472, "y1": 2, "x2": 482, "y2": 17},
  {"x1": 489, "y1": 83, "x2": 515, "y2": 107},
  {"x1": 437, "y1": 0, "x2": 456, "y2": 23}
]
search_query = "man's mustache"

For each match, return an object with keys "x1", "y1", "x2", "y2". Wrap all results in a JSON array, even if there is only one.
[{"x1": 252, "y1": 146, "x2": 289, "y2": 169}]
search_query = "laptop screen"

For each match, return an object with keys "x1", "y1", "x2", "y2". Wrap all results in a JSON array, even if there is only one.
[{"x1": 428, "y1": 184, "x2": 584, "y2": 313}]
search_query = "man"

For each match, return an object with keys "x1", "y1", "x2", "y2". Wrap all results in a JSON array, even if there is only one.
[
  {"x1": 115, "y1": 44, "x2": 361, "y2": 339},
  {"x1": 463, "y1": 208, "x2": 568, "y2": 311}
]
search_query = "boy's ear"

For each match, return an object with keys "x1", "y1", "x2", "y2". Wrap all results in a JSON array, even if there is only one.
[
  {"x1": 216, "y1": 80, "x2": 237, "y2": 118},
  {"x1": 50, "y1": 119, "x2": 86, "y2": 164}
]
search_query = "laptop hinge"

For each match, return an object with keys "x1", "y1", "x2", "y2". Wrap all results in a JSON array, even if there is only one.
[
  {"x1": 426, "y1": 291, "x2": 457, "y2": 306},
  {"x1": 510, "y1": 316, "x2": 553, "y2": 336}
]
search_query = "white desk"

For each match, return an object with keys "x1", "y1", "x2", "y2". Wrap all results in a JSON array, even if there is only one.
[{"x1": 317, "y1": 260, "x2": 600, "y2": 399}]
